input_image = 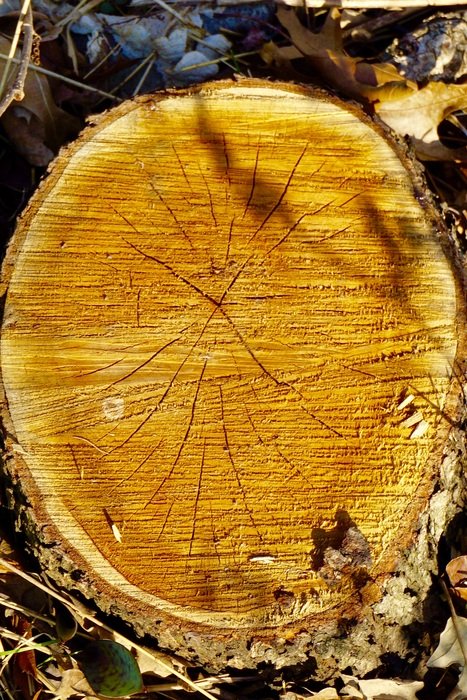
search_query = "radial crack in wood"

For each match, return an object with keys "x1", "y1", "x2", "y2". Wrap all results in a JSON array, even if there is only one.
[{"x1": 0, "y1": 80, "x2": 465, "y2": 670}]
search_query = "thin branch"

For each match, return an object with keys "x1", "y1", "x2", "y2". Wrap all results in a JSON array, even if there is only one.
[
  {"x1": 0, "y1": 0, "x2": 33, "y2": 117},
  {"x1": 0, "y1": 557, "x2": 219, "y2": 700},
  {"x1": 0, "y1": 52, "x2": 119, "y2": 101}
]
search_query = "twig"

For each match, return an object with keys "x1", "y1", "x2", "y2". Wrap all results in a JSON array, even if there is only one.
[
  {"x1": 132, "y1": 55, "x2": 157, "y2": 97},
  {"x1": 52, "y1": 0, "x2": 105, "y2": 32},
  {"x1": 0, "y1": 0, "x2": 33, "y2": 117},
  {"x1": 0, "y1": 557, "x2": 219, "y2": 700},
  {"x1": 152, "y1": 0, "x2": 241, "y2": 72},
  {"x1": 0, "y1": 53, "x2": 119, "y2": 101},
  {"x1": 175, "y1": 50, "x2": 258, "y2": 73}
]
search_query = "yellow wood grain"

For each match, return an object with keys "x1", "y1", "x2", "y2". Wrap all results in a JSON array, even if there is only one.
[{"x1": 0, "y1": 82, "x2": 462, "y2": 631}]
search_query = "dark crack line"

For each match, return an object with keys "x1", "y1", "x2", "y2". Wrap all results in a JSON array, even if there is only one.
[
  {"x1": 69, "y1": 445, "x2": 83, "y2": 480},
  {"x1": 284, "y1": 380, "x2": 344, "y2": 438},
  {"x1": 314, "y1": 217, "x2": 362, "y2": 245},
  {"x1": 230, "y1": 346, "x2": 342, "y2": 440},
  {"x1": 103, "y1": 307, "x2": 217, "y2": 455},
  {"x1": 109, "y1": 327, "x2": 193, "y2": 387},
  {"x1": 172, "y1": 143, "x2": 193, "y2": 192},
  {"x1": 339, "y1": 192, "x2": 361, "y2": 207},
  {"x1": 219, "y1": 306, "x2": 280, "y2": 385},
  {"x1": 149, "y1": 182, "x2": 195, "y2": 250},
  {"x1": 219, "y1": 385, "x2": 264, "y2": 543},
  {"x1": 156, "y1": 503, "x2": 174, "y2": 542},
  {"x1": 74, "y1": 341, "x2": 150, "y2": 378},
  {"x1": 209, "y1": 502, "x2": 222, "y2": 568},
  {"x1": 242, "y1": 142, "x2": 260, "y2": 220},
  {"x1": 242, "y1": 386, "x2": 310, "y2": 489},
  {"x1": 222, "y1": 133, "x2": 231, "y2": 188},
  {"x1": 108, "y1": 442, "x2": 161, "y2": 496},
  {"x1": 189, "y1": 437, "x2": 206, "y2": 557},
  {"x1": 224, "y1": 216, "x2": 234, "y2": 267},
  {"x1": 144, "y1": 356, "x2": 208, "y2": 511},
  {"x1": 123, "y1": 235, "x2": 219, "y2": 308},
  {"x1": 111, "y1": 205, "x2": 216, "y2": 304},
  {"x1": 248, "y1": 145, "x2": 310, "y2": 245},
  {"x1": 76, "y1": 357, "x2": 124, "y2": 378},
  {"x1": 199, "y1": 165, "x2": 219, "y2": 232},
  {"x1": 339, "y1": 363, "x2": 380, "y2": 380},
  {"x1": 265, "y1": 200, "x2": 333, "y2": 257}
]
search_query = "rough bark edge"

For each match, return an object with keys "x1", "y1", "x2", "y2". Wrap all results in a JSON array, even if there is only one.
[
  {"x1": 0, "y1": 78, "x2": 466, "y2": 675},
  {"x1": 1, "y1": 405, "x2": 465, "y2": 676}
]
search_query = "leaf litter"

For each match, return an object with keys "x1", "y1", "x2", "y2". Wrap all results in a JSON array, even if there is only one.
[
  {"x1": 266, "y1": 6, "x2": 467, "y2": 161},
  {"x1": 0, "y1": 1, "x2": 466, "y2": 699}
]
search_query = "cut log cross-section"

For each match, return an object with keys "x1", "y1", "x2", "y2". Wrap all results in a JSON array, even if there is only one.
[{"x1": 0, "y1": 81, "x2": 464, "y2": 669}]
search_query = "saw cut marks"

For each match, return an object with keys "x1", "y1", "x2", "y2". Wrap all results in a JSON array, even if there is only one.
[{"x1": 0, "y1": 83, "x2": 460, "y2": 628}]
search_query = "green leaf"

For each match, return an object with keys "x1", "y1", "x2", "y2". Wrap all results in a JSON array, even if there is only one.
[{"x1": 77, "y1": 640, "x2": 143, "y2": 698}]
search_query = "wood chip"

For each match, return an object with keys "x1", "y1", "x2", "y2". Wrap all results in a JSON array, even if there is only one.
[
  {"x1": 103, "y1": 508, "x2": 122, "y2": 543},
  {"x1": 400, "y1": 411, "x2": 423, "y2": 428},
  {"x1": 410, "y1": 420, "x2": 430, "y2": 439},
  {"x1": 111, "y1": 523, "x2": 122, "y2": 543},
  {"x1": 397, "y1": 394, "x2": 415, "y2": 411},
  {"x1": 248, "y1": 555, "x2": 276, "y2": 564}
]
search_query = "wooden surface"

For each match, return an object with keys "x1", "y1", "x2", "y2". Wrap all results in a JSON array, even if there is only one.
[{"x1": 0, "y1": 81, "x2": 463, "y2": 642}]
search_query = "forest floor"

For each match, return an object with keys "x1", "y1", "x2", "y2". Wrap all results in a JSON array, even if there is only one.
[{"x1": 0, "y1": 2, "x2": 466, "y2": 699}]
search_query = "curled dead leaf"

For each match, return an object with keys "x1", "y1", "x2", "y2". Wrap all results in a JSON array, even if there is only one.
[
  {"x1": 427, "y1": 614, "x2": 467, "y2": 700},
  {"x1": 1, "y1": 105, "x2": 54, "y2": 167},
  {"x1": 0, "y1": 35, "x2": 80, "y2": 166},
  {"x1": 375, "y1": 82, "x2": 467, "y2": 161},
  {"x1": 341, "y1": 674, "x2": 423, "y2": 699},
  {"x1": 275, "y1": 7, "x2": 415, "y2": 100},
  {"x1": 273, "y1": 6, "x2": 466, "y2": 161},
  {"x1": 50, "y1": 667, "x2": 98, "y2": 700},
  {"x1": 447, "y1": 555, "x2": 467, "y2": 601}
]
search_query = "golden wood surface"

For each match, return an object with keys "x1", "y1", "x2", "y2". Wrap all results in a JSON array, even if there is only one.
[{"x1": 0, "y1": 82, "x2": 462, "y2": 630}]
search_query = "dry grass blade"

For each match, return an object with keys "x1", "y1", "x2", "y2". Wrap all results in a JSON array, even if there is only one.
[
  {"x1": 175, "y1": 50, "x2": 258, "y2": 73},
  {"x1": 0, "y1": 557, "x2": 219, "y2": 700},
  {"x1": 132, "y1": 55, "x2": 157, "y2": 97},
  {"x1": 105, "y1": 51, "x2": 157, "y2": 98},
  {"x1": 0, "y1": 0, "x2": 33, "y2": 117},
  {"x1": 152, "y1": 0, "x2": 239, "y2": 69},
  {"x1": 53, "y1": 0, "x2": 106, "y2": 32},
  {"x1": 152, "y1": 0, "x2": 188, "y2": 24},
  {"x1": 0, "y1": 630, "x2": 56, "y2": 658},
  {"x1": 0, "y1": 677, "x2": 16, "y2": 700},
  {"x1": 0, "y1": 53, "x2": 119, "y2": 101},
  {"x1": 0, "y1": 595, "x2": 53, "y2": 627}
]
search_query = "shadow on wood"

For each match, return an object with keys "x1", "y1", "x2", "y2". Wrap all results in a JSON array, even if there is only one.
[{"x1": 0, "y1": 80, "x2": 465, "y2": 672}]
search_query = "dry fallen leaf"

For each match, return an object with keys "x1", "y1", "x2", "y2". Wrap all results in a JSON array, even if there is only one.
[
  {"x1": 427, "y1": 614, "x2": 467, "y2": 700},
  {"x1": 50, "y1": 667, "x2": 98, "y2": 700},
  {"x1": 447, "y1": 555, "x2": 467, "y2": 601},
  {"x1": 376, "y1": 82, "x2": 467, "y2": 161},
  {"x1": 282, "y1": 689, "x2": 340, "y2": 699},
  {"x1": 341, "y1": 674, "x2": 423, "y2": 699},
  {"x1": 270, "y1": 7, "x2": 467, "y2": 161},
  {"x1": 274, "y1": 7, "x2": 413, "y2": 100},
  {"x1": 0, "y1": 36, "x2": 80, "y2": 166}
]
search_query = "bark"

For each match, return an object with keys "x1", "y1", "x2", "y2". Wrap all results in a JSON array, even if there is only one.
[{"x1": 1, "y1": 79, "x2": 466, "y2": 673}]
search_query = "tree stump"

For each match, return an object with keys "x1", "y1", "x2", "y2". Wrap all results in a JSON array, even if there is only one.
[{"x1": 1, "y1": 80, "x2": 465, "y2": 672}]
